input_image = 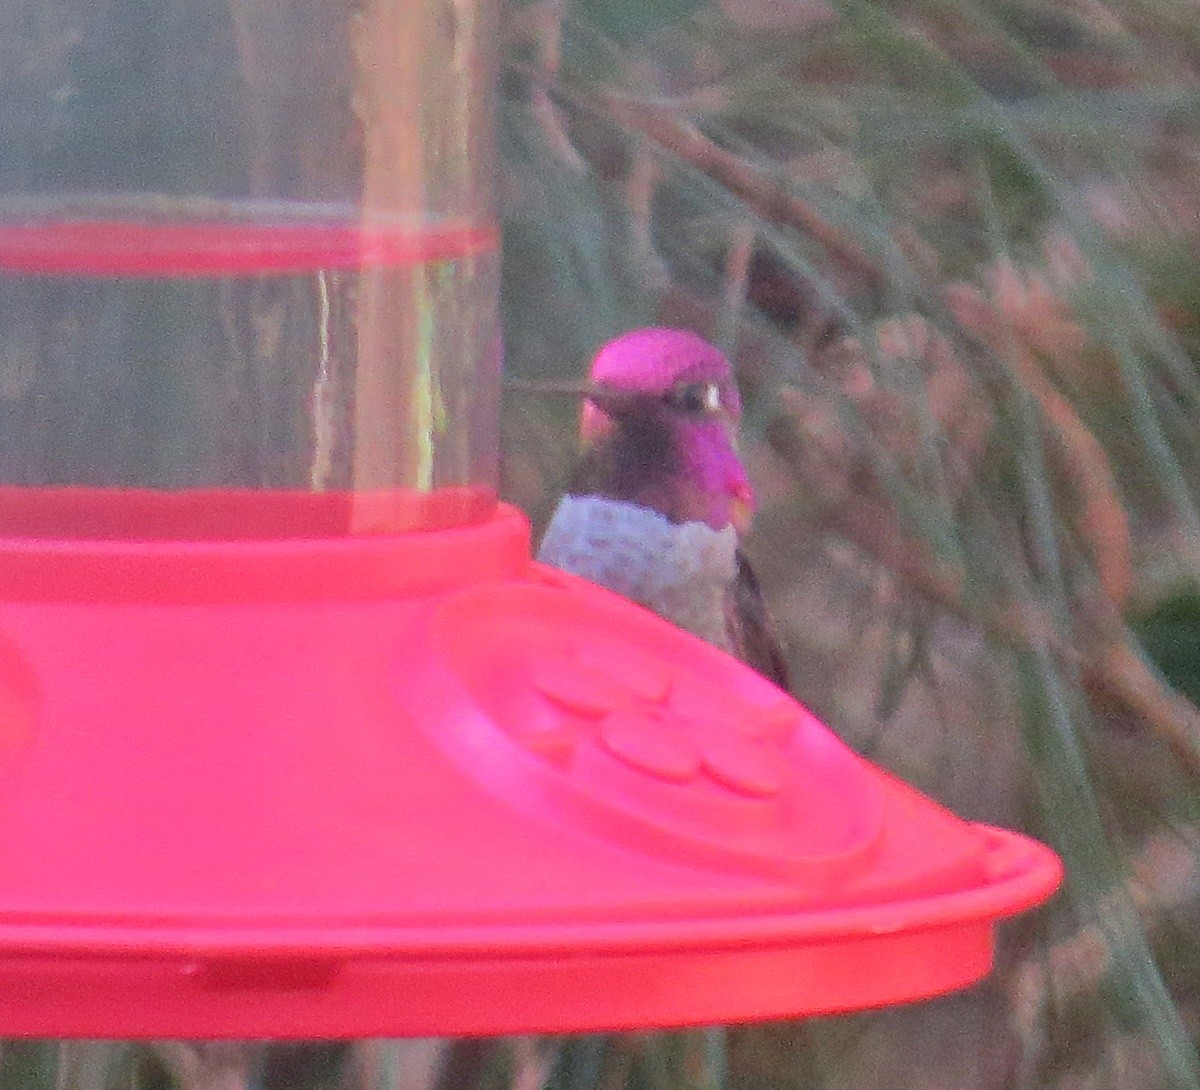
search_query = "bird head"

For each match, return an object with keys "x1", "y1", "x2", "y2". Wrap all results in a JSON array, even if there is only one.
[{"x1": 579, "y1": 328, "x2": 755, "y2": 534}]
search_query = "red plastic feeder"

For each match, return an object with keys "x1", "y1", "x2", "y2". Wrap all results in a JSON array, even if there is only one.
[
  {"x1": 0, "y1": 489, "x2": 1059, "y2": 1037},
  {"x1": 0, "y1": 0, "x2": 1059, "y2": 1041}
]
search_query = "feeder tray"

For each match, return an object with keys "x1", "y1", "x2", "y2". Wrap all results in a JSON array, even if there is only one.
[{"x1": 0, "y1": 491, "x2": 1061, "y2": 1038}]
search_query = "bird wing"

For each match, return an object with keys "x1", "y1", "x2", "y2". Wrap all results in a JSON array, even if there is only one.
[{"x1": 726, "y1": 549, "x2": 791, "y2": 690}]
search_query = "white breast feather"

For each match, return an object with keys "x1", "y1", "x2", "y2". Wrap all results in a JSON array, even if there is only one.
[{"x1": 536, "y1": 494, "x2": 738, "y2": 651}]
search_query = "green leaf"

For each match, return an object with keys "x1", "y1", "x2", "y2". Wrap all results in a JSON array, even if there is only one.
[{"x1": 1133, "y1": 590, "x2": 1200, "y2": 708}]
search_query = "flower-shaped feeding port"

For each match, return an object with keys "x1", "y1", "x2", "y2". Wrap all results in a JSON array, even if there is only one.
[
  {"x1": 532, "y1": 647, "x2": 793, "y2": 798},
  {"x1": 427, "y1": 574, "x2": 889, "y2": 885}
]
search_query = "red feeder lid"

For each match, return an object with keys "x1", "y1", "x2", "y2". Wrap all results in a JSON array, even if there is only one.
[{"x1": 0, "y1": 492, "x2": 1061, "y2": 1038}]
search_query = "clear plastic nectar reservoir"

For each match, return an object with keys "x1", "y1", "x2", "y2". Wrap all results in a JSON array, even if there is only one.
[{"x1": 0, "y1": 0, "x2": 499, "y2": 535}]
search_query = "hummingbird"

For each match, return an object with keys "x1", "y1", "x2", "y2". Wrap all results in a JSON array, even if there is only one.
[{"x1": 536, "y1": 327, "x2": 789, "y2": 688}]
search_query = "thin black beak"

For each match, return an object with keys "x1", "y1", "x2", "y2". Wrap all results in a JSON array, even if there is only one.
[
  {"x1": 502, "y1": 379, "x2": 593, "y2": 399},
  {"x1": 502, "y1": 379, "x2": 644, "y2": 416}
]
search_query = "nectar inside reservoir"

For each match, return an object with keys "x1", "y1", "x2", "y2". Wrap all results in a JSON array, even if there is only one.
[{"x1": 0, "y1": 215, "x2": 501, "y2": 538}]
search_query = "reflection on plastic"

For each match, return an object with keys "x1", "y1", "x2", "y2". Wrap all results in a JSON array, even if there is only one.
[
  {"x1": 0, "y1": 219, "x2": 498, "y2": 277},
  {"x1": 0, "y1": 631, "x2": 38, "y2": 754}
]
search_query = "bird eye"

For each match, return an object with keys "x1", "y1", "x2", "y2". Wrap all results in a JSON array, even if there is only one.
[{"x1": 668, "y1": 381, "x2": 722, "y2": 414}]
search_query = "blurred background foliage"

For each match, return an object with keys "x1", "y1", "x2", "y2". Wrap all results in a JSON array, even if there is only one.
[{"x1": 497, "y1": 0, "x2": 1200, "y2": 1087}]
